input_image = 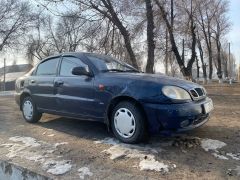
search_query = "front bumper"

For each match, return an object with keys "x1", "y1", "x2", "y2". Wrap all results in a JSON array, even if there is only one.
[
  {"x1": 142, "y1": 97, "x2": 213, "y2": 134},
  {"x1": 14, "y1": 92, "x2": 21, "y2": 107}
]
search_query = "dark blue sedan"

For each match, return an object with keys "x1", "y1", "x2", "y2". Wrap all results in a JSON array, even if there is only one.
[{"x1": 15, "y1": 52, "x2": 213, "y2": 143}]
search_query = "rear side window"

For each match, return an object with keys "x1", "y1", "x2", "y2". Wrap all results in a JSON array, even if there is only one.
[
  {"x1": 60, "y1": 56, "x2": 88, "y2": 76},
  {"x1": 36, "y1": 58, "x2": 60, "y2": 76}
]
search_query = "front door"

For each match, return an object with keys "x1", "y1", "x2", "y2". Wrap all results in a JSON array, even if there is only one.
[{"x1": 55, "y1": 56, "x2": 96, "y2": 119}]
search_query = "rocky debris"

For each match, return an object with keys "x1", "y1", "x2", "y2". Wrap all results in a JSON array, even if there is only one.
[
  {"x1": 172, "y1": 137, "x2": 201, "y2": 148},
  {"x1": 226, "y1": 169, "x2": 233, "y2": 176}
]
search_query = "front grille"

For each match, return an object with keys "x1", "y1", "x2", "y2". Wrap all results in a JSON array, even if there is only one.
[{"x1": 189, "y1": 88, "x2": 205, "y2": 100}]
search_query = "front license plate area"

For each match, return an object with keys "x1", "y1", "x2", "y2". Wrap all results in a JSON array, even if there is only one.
[{"x1": 203, "y1": 101, "x2": 213, "y2": 114}]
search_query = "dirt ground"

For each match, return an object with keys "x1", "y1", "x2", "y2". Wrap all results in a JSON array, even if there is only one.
[{"x1": 0, "y1": 84, "x2": 239, "y2": 180}]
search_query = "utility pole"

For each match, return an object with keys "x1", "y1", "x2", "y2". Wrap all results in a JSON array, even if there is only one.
[
  {"x1": 228, "y1": 43, "x2": 231, "y2": 78},
  {"x1": 3, "y1": 58, "x2": 6, "y2": 91}
]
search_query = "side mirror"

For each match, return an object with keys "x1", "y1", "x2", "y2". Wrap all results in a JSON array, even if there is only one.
[{"x1": 72, "y1": 66, "x2": 93, "y2": 77}]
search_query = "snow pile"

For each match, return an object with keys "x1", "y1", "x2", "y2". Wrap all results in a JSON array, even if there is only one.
[
  {"x1": 201, "y1": 138, "x2": 240, "y2": 161},
  {"x1": 0, "y1": 91, "x2": 14, "y2": 96},
  {"x1": 139, "y1": 158, "x2": 171, "y2": 172},
  {"x1": 96, "y1": 137, "x2": 175, "y2": 173},
  {"x1": 78, "y1": 167, "x2": 93, "y2": 179},
  {"x1": 200, "y1": 138, "x2": 229, "y2": 160},
  {"x1": 212, "y1": 153, "x2": 229, "y2": 160},
  {"x1": 234, "y1": 166, "x2": 240, "y2": 176},
  {"x1": 9, "y1": 136, "x2": 41, "y2": 147},
  {"x1": 226, "y1": 153, "x2": 240, "y2": 161},
  {"x1": 103, "y1": 145, "x2": 128, "y2": 160},
  {"x1": 95, "y1": 137, "x2": 120, "y2": 145},
  {"x1": 201, "y1": 139, "x2": 226, "y2": 152},
  {"x1": 43, "y1": 160, "x2": 72, "y2": 175},
  {"x1": 0, "y1": 136, "x2": 72, "y2": 176},
  {"x1": 54, "y1": 142, "x2": 69, "y2": 148}
]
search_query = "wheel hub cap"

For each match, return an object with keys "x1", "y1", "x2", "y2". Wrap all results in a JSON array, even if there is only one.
[
  {"x1": 114, "y1": 108, "x2": 136, "y2": 138},
  {"x1": 23, "y1": 100, "x2": 33, "y2": 120}
]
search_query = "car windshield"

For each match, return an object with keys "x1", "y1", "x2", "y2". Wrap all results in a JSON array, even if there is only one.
[{"x1": 85, "y1": 53, "x2": 139, "y2": 73}]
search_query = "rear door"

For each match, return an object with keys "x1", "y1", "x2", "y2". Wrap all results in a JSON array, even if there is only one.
[
  {"x1": 29, "y1": 57, "x2": 60, "y2": 111},
  {"x1": 54, "y1": 56, "x2": 96, "y2": 118}
]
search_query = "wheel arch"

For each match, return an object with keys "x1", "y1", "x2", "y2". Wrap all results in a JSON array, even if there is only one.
[
  {"x1": 20, "y1": 92, "x2": 31, "y2": 111},
  {"x1": 106, "y1": 95, "x2": 148, "y2": 131}
]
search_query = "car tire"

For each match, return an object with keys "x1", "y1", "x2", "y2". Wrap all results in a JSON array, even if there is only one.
[
  {"x1": 111, "y1": 101, "x2": 147, "y2": 144},
  {"x1": 21, "y1": 96, "x2": 42, "y2": 123}
]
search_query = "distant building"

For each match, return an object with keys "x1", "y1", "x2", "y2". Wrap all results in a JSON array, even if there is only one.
[{"x1": 0, "y1": 64, "x2": 32, "y2": 91}]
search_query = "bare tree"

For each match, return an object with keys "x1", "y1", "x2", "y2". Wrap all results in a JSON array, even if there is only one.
[
  {"x1": 72, "y1": 0, "x2": 139, "y2": 69},
  {"x1": 0, "y1": 0, "x2": 36, "y2": 52},
  {"x1": 211, "y1": 0, "x2": 230, "y2": 82},
  {"x1": 154, "y1": 0, "x2": 197, "y2": 80}
]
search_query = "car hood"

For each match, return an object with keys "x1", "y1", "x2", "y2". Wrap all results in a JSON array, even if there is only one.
[{"x1": 105, "y1": 72, "x2": 200, "y2": 90}]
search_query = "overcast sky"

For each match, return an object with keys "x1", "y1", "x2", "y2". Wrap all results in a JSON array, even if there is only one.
[
  {"x1": 0, "y1": 0, "x2": 239, "y2": 68},
  {"x1": 227, "y1": 0, "x2": 240, "y2": 64}
]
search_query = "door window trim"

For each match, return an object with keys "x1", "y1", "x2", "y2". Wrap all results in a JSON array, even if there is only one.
[
  {"x1": 59, "y1": 56, "x2": 92, "y2": 77},
  {"x1": 34, "y1": 56, "x2": 61, "y2": 76}
]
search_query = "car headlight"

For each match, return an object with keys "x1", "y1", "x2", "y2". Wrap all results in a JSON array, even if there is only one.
[{"x1": 162, "y1": 86, "x2": 191, "y2": 100}]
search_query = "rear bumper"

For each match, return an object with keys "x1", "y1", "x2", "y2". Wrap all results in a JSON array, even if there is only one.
[{"x1": 142, "y1": 97, "x2": 213, "y2": 134}]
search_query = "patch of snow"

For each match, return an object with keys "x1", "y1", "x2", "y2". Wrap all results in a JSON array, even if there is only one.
[
  {"x1": 54, "y1": 142, "x2": 69, "y2": 148},
  {"x1": 226, "y1": 153, "x2": 240, "y2": 160},
  {"x1": 0, "y1": 91, "x2": 14, "y2": 96},
  {"x1": 102, "y1": 145, "x2": 127, "y2": 160},
  {"x1": 1, "y1": 143, "x2": 27, "y2": 159},
  {"x1": 26, "y1": 154, "x2": 45, "y2": 163},
  {"x1": 212, "y1": 153, "x2": 229, "y2": 160},
  {"x1": 9, "y1": 136, "x2": 41, "y2": 147},
  {"x1": 234, "y1": 166, "x2": 240, "y2": 176},
  {"x1": 47, "y1": 134, "x2": 55, "y2": 137},
  {"x1": 201, "y1": 139, "x2": 226, "y2": 152},
  {"x1": 96, "y1": 137, "x2": 175, "y2": 173},
  {"x1": 94, "y1": 137, "x2": 120, "y2": 145},
  {"x1": 139, "y1": 158, "x2": 169, "y2": 173},
  {"x1": 43, "y1": 160, "x2": 72, "y2": 175},
  {"x1": 78, "y1": 167, "x2": 93, "y2": 179},
  {"x1": 0, "y1": 136, "x2": 74, "y2": 176}
]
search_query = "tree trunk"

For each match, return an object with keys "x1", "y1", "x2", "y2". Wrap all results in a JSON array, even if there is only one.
[
  {"x1": 196, "y1": 56, "x2": 200, "y2": 80},
  {"x1": 164, "y1": 28, "x2": 169, "y2": 75},
  {"x1": 215, "y1": 37, "x2": 222, "y2": 82},
  {"x1": 197, "y1": 36, "x2": 207, "y2": 83},
  {"x1": 155, "y1": 0, "x2": 196, "y2": 80},
  {"x1": 145, "y1": 0, "x2": 155, "y2": 73}
]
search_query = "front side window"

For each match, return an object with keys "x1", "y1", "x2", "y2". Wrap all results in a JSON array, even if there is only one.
[
  {"x1": 60, "y1": 56, "x2": 88, "y2": 76},
  {"x1": 36, "y1": 58, "x2": 60, "y2": 76}
]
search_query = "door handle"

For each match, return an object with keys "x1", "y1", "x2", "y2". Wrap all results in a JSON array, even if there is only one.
[
  {"x1": 30, "y1": 80, "x2": 35, "y2": 84},
  {"x1": 54, "y1": 80, "x2": 64, "y2": 87}
]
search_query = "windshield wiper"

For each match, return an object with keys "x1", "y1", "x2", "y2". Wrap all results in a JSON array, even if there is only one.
[
  {"x1": 101, "y1": 69, "x2": 126, "y2": 72},
  {"x1": 124, "y1": 69, "x2": 139, "y2": 73},
  {"x1": 102, "y1": 69, "x2": 140, "y2": 73}
]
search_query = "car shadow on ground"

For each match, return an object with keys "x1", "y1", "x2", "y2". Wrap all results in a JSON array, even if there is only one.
[
  {"x1": 36, "y1": 113, "x2": 240, "y2": 147},
  {"x1": 38, "y1": 114, "x2": 111, "y2": 141}
]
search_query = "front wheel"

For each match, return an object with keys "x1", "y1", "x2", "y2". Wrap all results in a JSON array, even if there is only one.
[
  {"x1": 111, "y1": 101, "x2": 147, "y2": 144},
  {"x1": 22, "y1": 96, "x2": 42, "y2": 123}
]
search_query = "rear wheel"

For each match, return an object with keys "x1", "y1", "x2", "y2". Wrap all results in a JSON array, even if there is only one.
[
  {"x1": 111, "y1": 101, "x2": 147, "y2": 143},
  {"x1": 22, "y1": 96, "x2": 42, "y2": 123}
]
